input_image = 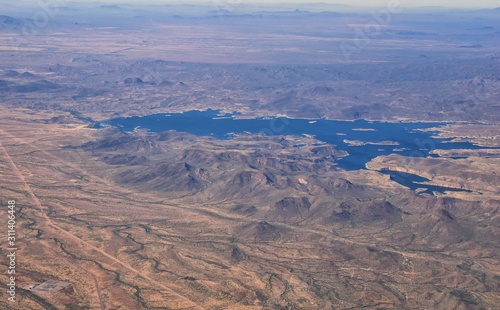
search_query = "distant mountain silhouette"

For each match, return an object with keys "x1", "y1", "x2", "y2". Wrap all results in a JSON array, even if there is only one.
[
  {"x1": 100, "y1": 5, "x2": 122, "y2": 10},
  {"x1": 12, "y1": 80, "x2": 60, "y2": 93},
  {"x1": 0, "y1": 15, "x2": 24, "y2": 29},
  {"x1": 3, "y1": 70, "x2": 38, "y2": 79}
]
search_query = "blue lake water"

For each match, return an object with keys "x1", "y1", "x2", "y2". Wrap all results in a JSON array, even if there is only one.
[{"x1": 104, "y1": 109, "x2": 487, "y2": 194}]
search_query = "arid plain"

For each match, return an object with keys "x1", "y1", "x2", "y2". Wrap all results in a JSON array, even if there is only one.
[{"x1": 0, "y1": 4, "x2": 499, "y2": 309}]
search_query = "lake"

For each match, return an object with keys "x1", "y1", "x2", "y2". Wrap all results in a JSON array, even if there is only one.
[{"x1": 104, "y1": 109, "x2": 484, "y2": 194}]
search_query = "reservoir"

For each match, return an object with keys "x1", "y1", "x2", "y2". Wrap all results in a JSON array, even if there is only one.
[{"x1": 105, "y1": 109, "x2": 487, "y2": 194}]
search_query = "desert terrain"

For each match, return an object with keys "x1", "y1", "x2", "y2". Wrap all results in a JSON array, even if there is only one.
[{"x1": 0, "y1": 3, "x2": 499, "y2": 309}]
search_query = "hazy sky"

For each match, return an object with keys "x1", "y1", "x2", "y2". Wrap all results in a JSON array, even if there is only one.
[{"x1": 14, "y1": 0, "x2": 499, "y2": 9}]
